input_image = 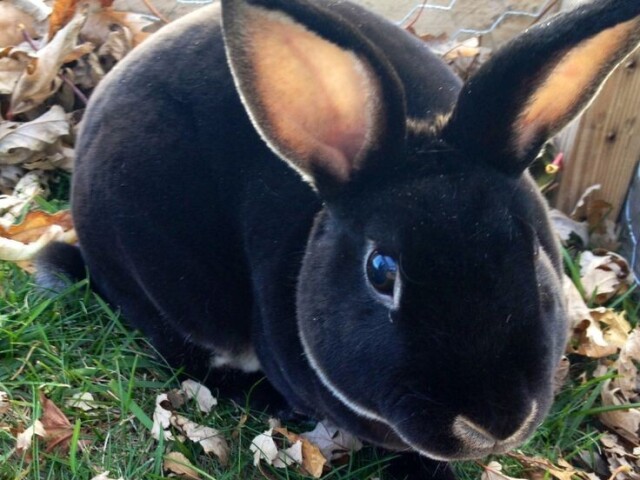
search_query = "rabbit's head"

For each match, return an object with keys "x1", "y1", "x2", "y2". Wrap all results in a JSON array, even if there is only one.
[{"x1": 221, "y1": 0, "x2": 640, "y2": 460}]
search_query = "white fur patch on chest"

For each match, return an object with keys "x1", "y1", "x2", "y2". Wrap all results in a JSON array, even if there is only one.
[{"x1": 209, "y1": 346, "x2": 262, "y2": 373}]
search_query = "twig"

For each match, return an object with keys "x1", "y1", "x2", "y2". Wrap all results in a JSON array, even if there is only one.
[
  {"x1": 529, "y1": 0, "x2": 561, "y2": 27},
  {"x1": 403, "y1": 0, "x2": 428, "y2": 31},
  {"x1": 142, "y1": 0, "x2": 170, "y2": 24}
]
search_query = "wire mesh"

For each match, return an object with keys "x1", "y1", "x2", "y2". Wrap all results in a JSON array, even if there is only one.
[{"x1": 396, "y1": 0, "x2": 556, "y2": 40}]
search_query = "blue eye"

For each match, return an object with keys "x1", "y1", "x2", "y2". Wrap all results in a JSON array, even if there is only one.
[{"x1": 366, "y1": 251, "x2": 398, "y2": 295}]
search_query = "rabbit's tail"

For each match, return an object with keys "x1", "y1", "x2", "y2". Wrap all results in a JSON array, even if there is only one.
[{"x1": 35, "y1": 242, "x2": 87, "y2": 293}]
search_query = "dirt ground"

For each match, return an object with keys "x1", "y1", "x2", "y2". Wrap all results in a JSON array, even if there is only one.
[{"x1": 114, "y1": 0, "x2": 554, "y2": 47}]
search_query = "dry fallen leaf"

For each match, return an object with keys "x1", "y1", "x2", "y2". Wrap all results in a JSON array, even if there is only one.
[
  {"x1": 549, "y1": 208, "x2": 589, "y2": 245},
  {"x1": 275, "y1": 426, "x2": 327, "y2": 478},
  {"x1": 164, "y1": 451, "x2": 200, "y2": 479},
  {"x1": 553, "y1": 356, "x2": 570, "y2": 394},
  {"x1": 564, "y1": 276, "x2": 629, "y2": 358},
  {"x1": 0, "y1": 3, "x2": 38, "y2": 48},
  {"x1": 508, "y1": 453, "x2": 584, "y2": 480},
  {"x1": 481, "y1": 461, "x2": 528, "y2": 480},
  {"x1": 0, "y1": 391, "x2": 9, "y2": 415},
  {"x1": 65, "y1": 392, "x2": 99, "y2": 412},
  {"x1": 181, "y1": 380, "x2": 217, "y2": 414},
  {"x1": 580, "y1": 251, "x2": 632, "y2": 305},
  {"x1": 0, "y1": 208, "x2": 76, "y2": 270},
  {"x1": 274, "y1": 440, "x2": 303, "y2": 468},
  {"x1": 171, "y1": 414, "x2": 229, "y2": 465},
  {"x1": 0, "y1": 105, "x2": 70, "y2": 166},
  {"x1": 250, "y1": 428, "x2": 279, "y2": 467},
  {"x1": 39, "y1": 392, "x2": 74, "y2": 452},
  {"x1": 599, "y1": 328, "x2": 640, "y2": 445},
  {"x1": 10, "y1": 0, "x2": 52, "y2": 23},
  {"x1": 151, "y1": 393, "x2": 174, "y2": 441},
  {"x1": 300, "y1": 420, "x2": 362, "y2": 463},
  {"x1": 600, "y1": 433, "x2": 640, "y2": 480},
  {"x1": 82, "y1": 9, "x2": 155, "y2": 49},
  {"x1": 90, "y1": 472, "x2": 124, "y2": 480},
  {"x1": 10, "y1": 9, "x2": 89, "y2": 115},
  {"x1": 16, "y1": 419, "x2": 46, "y2": 451}
]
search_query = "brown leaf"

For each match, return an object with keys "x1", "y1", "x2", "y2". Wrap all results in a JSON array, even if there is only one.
[
  {"x1": 81, "y1": 9, "x2": 155, "y2": 49},
  {"x1": 0, "y1": 3, "x2": 38, "y2": 48},
  {"x1": 49, "y1": 0, "x2": 82, "y2": 40},
  {"x1": 508, "y1": 453, "x2": 583, "y2": 480},
  {"x1": 275, "y1": 427, "x2": 327, "y2": 478},
  {"x1": 0, "y1": 208, "x2": 76, "y2": 269},
  {"x1": 39, "y1": 392, "x2": 73, "y2": 452},
  {"x1": 4, "y1": 210, "x2": 74, "y2": 242},
  {"x1": 580, "y1": 251, "x2": 632, "y2": 305},
  {"x1": 481, "y1": 461, "x2": 528, "y2": 480},
  {"x1": 0, "y1": 391, "x2": 9, "y2": 415},
  {"x1": 170, "y1": 414, "x2": 229, "y2": 465},
  {"x1": 10, "y1": 9, "x2": 88, "y2": 115},
  {"x1": 164, "y1": 451, "x2": 200, "y2": 479},
  {"x1": 565, "y1": 276, "x2": 629, "y2": 358}
]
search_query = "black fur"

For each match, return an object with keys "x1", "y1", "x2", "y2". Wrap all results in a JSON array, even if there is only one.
[{"x1": 37, "y1": 0, "x2": 640, "y2": 477}]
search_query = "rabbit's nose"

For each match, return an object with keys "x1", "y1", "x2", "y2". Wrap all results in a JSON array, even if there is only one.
[{"x1": 452, "y1": 401, "x2": 538, "y2": 451}]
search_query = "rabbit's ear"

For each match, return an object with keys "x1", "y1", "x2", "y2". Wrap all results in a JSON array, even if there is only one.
[
  {"x1": 221, "y1": 0, "x2": 405, "y2": 193},
  {"x1": 443, "y1": 0, "x2": 640, "y2": 176}
]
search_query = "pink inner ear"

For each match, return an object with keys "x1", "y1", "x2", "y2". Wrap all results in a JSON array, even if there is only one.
[
  {"x1": 242, "y1": 7, "x2": 380, "y2": 183},
  {"x1": 515, "y1": 19, "x2": 638, "y2": 156}
]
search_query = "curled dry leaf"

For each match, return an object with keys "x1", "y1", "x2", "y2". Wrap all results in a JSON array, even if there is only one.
[
  {"x1": 586, "y1": 199, "x2": 620, "y2": 251},
  {"x1": 599, "y1": 328, "x2": 640, "y2": 445},
  {"x1": 250, "y1": 428, "x2": 279, "y2": 467},
  {"x1": 0, "y1": 171, "x2": 44, "y2": 227},
  {"x1": 0, "y1": 105, "x2": 70, "y2": 166},
  {"x1": 10, "y1": 9, "x2": 89, "y2": 115},
  {"x1": 275, "y1": 427, "x2": 327, "y2": 478},
  {"x1": 564, "y1": 276, "x2": 631, "y2": 358},
  {"x1": 508, "y1": 453, "x2": 584, "y2": 480},
  {"x1": 82, "y1": 10, "x2": 155, "y2": 49},
  {"x1": 0, "y1": 209, "x2": 76, "y2": 269},
  {"x1": 16, "y1": 419, "x2": 46, "y2": 451},
  {"x1": 300, "y1": 420, "x2": 362, "y2": 463},
  {"x1": 151, "y1": 393, "x2": 174, "y2": 441},
  {"x1": 39, "y1": 391, "x2": 80, "y2": 452},
  {"x1": 553, "y1": 356, "x2": 570, "y2": 394},
  {"x1": 171, "y1": 414, "x2": 229, "y2": 465},
  {"x1": 600, "y1": 433, "x2": 640, "y2": 480},
  {"x1": 164, "y1": 451, "x2": 200, "y2": 479},
  {"x1": 0, "y1": 391, "x2": 9, "y2": 415},
  {"x1": 549, "y1": 208, "x2": 589, "y2": 245},
  {"x1": 481, "y1": 461, "x2": 528, "y2": 480},
  {"x1": 90, "y1": 472, "x2": 124, "y2": 480},
  {"x1": 273, "y1": 440, "x2": 303, "y2": 468},
  {"x1": 419, "y1": 33, "x2": 491, "y2": 79},
  {"x1": 181, "y1": 380, "x2": 217, "y2": 414},
  {"x1": 580, "y1": 251, "x2": 632, "y2": 305},
  {"x1": 65, "y1": 392, "x2": 99, "y2": 412}
]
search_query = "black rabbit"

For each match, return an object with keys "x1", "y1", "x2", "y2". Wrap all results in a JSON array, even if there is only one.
[{"x1": 38, "y1": 0, "x2": 640, "y2": 478}]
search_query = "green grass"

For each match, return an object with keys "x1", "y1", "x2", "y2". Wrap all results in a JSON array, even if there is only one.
[{"x1": 0, "y1": 251, "x2": 636, "y2": 479}]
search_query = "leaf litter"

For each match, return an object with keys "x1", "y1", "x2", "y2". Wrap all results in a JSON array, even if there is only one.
[{"x1": 1, "y1": 3, "x2": 640, "y2": 479}]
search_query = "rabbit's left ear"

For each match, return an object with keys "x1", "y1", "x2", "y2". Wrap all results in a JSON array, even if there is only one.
[
  {"x1": 443, "y1": 0, "x2": 640, "y2": 175},
  {"x1": 221, "y1": 0, "x2": 405, "y2": 193}
]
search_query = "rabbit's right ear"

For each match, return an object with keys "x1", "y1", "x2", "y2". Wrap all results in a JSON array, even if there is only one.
[{"x1": 221, "y1": 0, "x2": 406, "y2": 195}]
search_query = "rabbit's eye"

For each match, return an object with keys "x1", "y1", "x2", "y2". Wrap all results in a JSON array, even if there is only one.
[{"x1": 366, "y1": 251, "x2": 397, "y2": 296}]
